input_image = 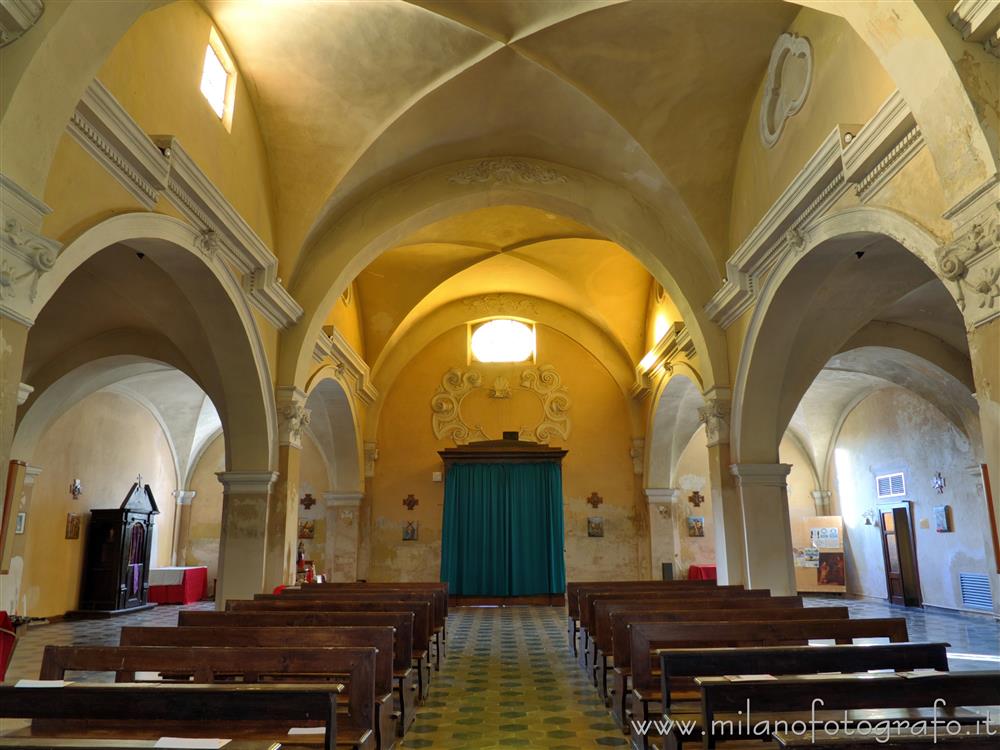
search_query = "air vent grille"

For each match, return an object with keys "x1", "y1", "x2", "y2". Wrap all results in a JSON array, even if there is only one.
[
  {"x1": 876, "y1": 472, "x2": 905, "y2": 499},
  {"x1": 959, "y1": 573, "x2": 993, "y2": 611}
]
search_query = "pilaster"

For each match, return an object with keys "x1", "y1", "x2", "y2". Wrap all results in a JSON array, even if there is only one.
[
  {"x1": 811, "y1": 490, "x2": 833, "y2": 515},
  {"x1": 215, "y1": 470, "x2": 277, "y2": 608},
  {"x1": 324, "y1": 492, "x2": 363, "y2": 582},
  {"x1": 699, "y1": 389, "x2": 744, "y2": 586},
  {"x1": 730, "y1": 463, "x2": 796, "y2": 595},
  {"x1": 645, "y1": 488, "x2": 681, "y2": 579},
  {"x1": 171, "y1": 489, "x2": 196, "y2": 566}
]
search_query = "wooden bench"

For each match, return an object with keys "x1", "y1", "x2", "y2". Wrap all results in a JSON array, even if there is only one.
[
  {"x1": 697, "y1": 671, "x2": 1000, "y2": 749},
  {"x1": 177, "y1": 610, "x2": 418, "y2": 728},
  {"x1": 36, "y1": 645, "x2": 376, "y2": 750},
  {"x1": 0, "y1": 741, "x2": 281, "y2": 749},
  {"x1": 773, "y1": 728, "x2": 1000, "y2": 749},
  {"x1": 655, "y1": 643, "x2": 951, "y2": 749},
  {"x1": 228, "y1": 599, "x2": 434, "y2": 701},
  {"x1": 624, "y1": 618, "x2": 910, "y2": 750},
  {"x1": 0, "y1": 682, "x2": 342, "y2": 750}
]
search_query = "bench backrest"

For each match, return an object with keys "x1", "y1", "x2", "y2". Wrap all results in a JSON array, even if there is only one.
[
  {"x1": 566, "y1": 580, "x2": 723, "y2": 617},
  {"x1": 659, "y1": 642, "x2": 950, "y2": 709},
  {"x1": 167, "y1": 612, "x2": 414, "y2": 671},
  {"x1": 594, "y1": 596, "x2": 804, "y2": 653},
  {"x1": 299, "y1": 582, "x2": 449, "y2": 618},
  {"x1": 121, "y1": 624, "x2": 395, "y2": 694},
  {"x1": 274, "y1": 590, "x2": 442, "y2": 630},
  {"x1": 628, "y1": 618, "x2": 909, "y2": 691},
  {"x1": 0, "y1": 682, "x2": 341, "y2": 750},
  {"x1": 227, "y1": 599, "x2": 431, "y2": 651},
  {"x1": 40, "y1": 644, "x2": 375, "y2": 733},
  {"x1": 580, "y1": 588, "x2": 770, "y2": 632}
]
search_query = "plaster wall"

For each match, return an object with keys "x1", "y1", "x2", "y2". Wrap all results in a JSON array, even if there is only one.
[
  {"x1": 832, "y1": 388, "x2": 993, "y2": 612},
  {"x1": 297, "y1": 434, "x2": 332, "y2": 574},
  {"x1": 16, "y1": 392, "x2": 177, "y2": 617},
  {"x1": 365, "y1": 324, "x2": 642, "y2": 583},
  {"x1": 185, "y1": 432, "x2": 225, "y2": 587},
  {"x1": 323, "y1": 283, "x2": 367, "y2": 360}
]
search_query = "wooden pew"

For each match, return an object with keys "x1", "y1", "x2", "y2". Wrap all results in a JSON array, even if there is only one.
[
  {"x1": 595, "y1": 603, "x2": 841, "y2": 704},
  {"x1": 566, "y1": 581, "x2": 722, "y2": 654},
  {"x1": 175, "y1": 611, "x2": 418, "y2": 730},
  {"x1": 0, "y1": 740, "x2": 280, "y2": 749},
  {"x1": 696, "y1": 671, "x2": 1000, "y2": 749},
  {"x1": 773, "y1": 729, "x2": 1000, "y2": 749},
  {"x1": 275, "y1": 590, "x2": 445, "y2": 672},
  {"x1": 0, "y1": 683, "x2": 342, "y2": 750},
  {"x1": 656, "y1": 643, "x2": 951, "y2": 749},
  {"x1": 37, "y1": 645, "x2": 376, "y2": 750},
  {"x1": 578, "y1": 588, "x2": 770, "y2": 673},
  {"x1": 228, "y1": 599, "x2": 434, "y2": 701},
  {"x1": 625, "y1": 618, "x2": 910, "y2": 750}
]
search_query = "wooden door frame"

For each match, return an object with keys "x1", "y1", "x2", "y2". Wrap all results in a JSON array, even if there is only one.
[{"x1": 877, "y1": 500, "x2": 923, "y2": 607}]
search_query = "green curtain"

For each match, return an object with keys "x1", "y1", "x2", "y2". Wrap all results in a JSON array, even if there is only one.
[{"x1": 440, "y1": 462, "x2": 566, "y2": 596}]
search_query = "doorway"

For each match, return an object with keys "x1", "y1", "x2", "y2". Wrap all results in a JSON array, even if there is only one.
[{"x1": 878, "y1": 501, "x2": 922, "y2": 607}]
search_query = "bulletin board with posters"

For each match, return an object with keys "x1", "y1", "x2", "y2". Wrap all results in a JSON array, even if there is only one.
[{"x1": 791, "y1": 515, "x2": 846, "y2": 593}]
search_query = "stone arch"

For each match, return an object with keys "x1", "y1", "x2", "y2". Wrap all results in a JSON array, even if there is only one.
[
  {"x1": 645, "y1": 368, "x2": 705, "y2": 489},
  {"x1": 25, "y1": 212, "x2": 276, "y2": 473},
  {"x1": 281, "y1": 158, "x2": 728, "y2": 394},
  {"x1": 732, "y1": 206, "x2": 959, "y2": 463},
  {"x1": 304, "y1": 369, "x2": 364, "y2": 494}
]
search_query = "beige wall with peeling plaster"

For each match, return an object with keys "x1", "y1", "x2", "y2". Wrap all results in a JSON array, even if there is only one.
[{"x1": 186, "y1": 433, "x2": 225, "y2": 589}]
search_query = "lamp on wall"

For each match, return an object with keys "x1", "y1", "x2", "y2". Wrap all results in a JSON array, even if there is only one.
[{"x1": 861, "y1": 508, "x2": 878, "y2": 526}]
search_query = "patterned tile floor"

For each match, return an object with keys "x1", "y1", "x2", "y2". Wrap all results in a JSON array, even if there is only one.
[{"x1": 3, "y1": 595, "x2": 999, "y2": 746}]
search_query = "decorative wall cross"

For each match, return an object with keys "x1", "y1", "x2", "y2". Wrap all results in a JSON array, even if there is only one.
[
  {"x1": 586, "y1": 492, "x2": 603, "y2": 509},
  {"x1": 403, "y1": 494, "x2": 419, "y2": 511},
  {"x1": 688, "y1": 491, "x2": 705, "y2": 508},
  {"x1": 300, "y1": 493, "x2": 316, "y2": 510}
]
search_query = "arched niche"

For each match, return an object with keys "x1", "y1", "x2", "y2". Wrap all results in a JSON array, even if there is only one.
[
  {"x1": 646, "y1": 370, "x2": 705, "y2": 489},
  {"x1": 304, "y1": 372, "x2": 363, "y2": 494}
]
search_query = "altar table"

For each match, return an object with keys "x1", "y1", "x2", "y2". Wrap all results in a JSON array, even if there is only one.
[
  {"x1": 148, "y1": 565, "x2": 208, "y2": 604},
  {"x1": 687, "y1": 564, "x2": 717, "y2": 581}
]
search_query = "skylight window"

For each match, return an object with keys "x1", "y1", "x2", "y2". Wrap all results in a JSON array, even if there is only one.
[
  {"x1": 200, "y1": 28, "x2": 236, "y2": 130},
  {"x1": 470, "y1": 319, "x2": 535, "y2": 363}
]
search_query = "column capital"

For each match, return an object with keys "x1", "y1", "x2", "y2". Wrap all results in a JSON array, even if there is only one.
[
  {"x1": 364, "y1": 441, "x2": 379, "y2": 478},
  {"x1": 23, "y1": 464, "x2": 42, "y2": 486},
  {"x1": 699, "y1": 387, "x2": 732, "y2": 447},
  {"x1": 276, "y1": 385, "x2": 310, "y2": 449},
  {"x1": 216, "y1": 471, "x2": 278, "y2": 494},
  {"x1": 644, "y1": 487, "x2": 680, "y2": 504},
  {"x1": 323, "y1": 491, "x2": 363, "y2": 508},
  {"x1": 173, "y1": 489, "x2": 197, "y2": 505},
  {"x1": 730, "y1": 463, "x2": 792, "y2": 487},
  {"x1": 16, "y1": 382, "x2": 33, "y2": 406}
]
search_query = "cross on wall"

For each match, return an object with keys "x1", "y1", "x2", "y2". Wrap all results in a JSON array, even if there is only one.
[
  {"x1": 403, "y1": 494, "x2": 419, "y2": 511},
  {"x1": 586, "y1": 492, "x2": 603, "y2": 509}
]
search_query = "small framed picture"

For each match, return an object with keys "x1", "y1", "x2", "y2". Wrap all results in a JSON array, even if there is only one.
[
  {"x1": 933, "y1": 505, "x2": 952, "y2": 533},
  {"x1": 65, "y1": 513, "x2": 81, "y2": 540},
  {"x1": 403, "y1": 521, "x2": 418, "y2": 541},
  {"x1": 587, "y1": 517, "x2": 604, "y2": 538},
  {"x1": 687, "y1": 516, "x2": 705, "y2": 537},
  {"x1": 14, "y1": 512, "x2": 26, "y2": 535},
  {"x1": 298, "y1": 520, "x2": 315, "y2": 539}
]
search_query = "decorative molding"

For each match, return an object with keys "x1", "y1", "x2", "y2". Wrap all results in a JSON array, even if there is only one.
[
  {"x1": 631, "y1": 321, "x2": 696, "y2": 398},
  {"x1": 430, "y1": 364, "x2": 572, "y2": 445},
  {"x1": 0, "y1": 174, "x2": 62, "y2": 325},
  {"x1": 276, "y1": 385, "x2": 310, "y2": 449},
  {"x1": 937, "y1": 201, "x2": 1000, "y2": 326},
  {"x1": 448, "y1": 158, "x2": 567, "y2": 186},
  {"x1": 23, "y1": 464, "x2": 42, "y2": 486},
  {"x1": 64, "y1": 80, "x2": 302, "y2": 330},
  {"x1": 16, "y1": 382, "x2": 33, "y2": 406},
  {"x1": 730, "y1": 463, "x2": 792, "y2": 487},
  {"x1": 698, "y1": 388, "x2": 732, "y2": 447},
  {"x1": 173, "y1": 490, "x2": 196, "y2": 506},
  {"x1": 0, "y1": 0, "x2": 44, "y2": 47},
  {"x1": 66, "y1": 80, "x2": 168, "y2": 209},
  {"x1": 312, "y1": 326, "x2": 378, "y2": 405},
  {"x1": 759, "y1": 33, "x2": 813, "y2": 148},
  {"x1": 215, "y1": 470, "x2": 279, "y2": 494},
  {"x1": 323, "y1": 491, "x2": 363, "y2": 508},
  {"x1": 630, "y1": 438, "x2": 645, "y2": 476},
  {"x1": 707, "y1": 90, "x2": 927, "y2": 328},
  {"x1": 461, "y1": 293, "x2": 537, "y2": 317},
  {"x1": 645, "y1": 487, "x2": 680, "y2": 518},
  {"x1": 949, "y1": 1, "x2": 1000, "y2": 57},
  {"x1": 811, "y1": 489, "x2": 832, "y2": 514},
  {"x1": 363, "y1": 442, "x2": 379, "y2": 478}
]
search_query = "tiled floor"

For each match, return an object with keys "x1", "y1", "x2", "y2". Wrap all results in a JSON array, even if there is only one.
[{"x1": 3, "y1": 595, "x2": 998, "y2": 746}]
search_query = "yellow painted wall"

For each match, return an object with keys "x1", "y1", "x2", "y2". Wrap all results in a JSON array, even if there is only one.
[
  {"x1": 323, "y1": 282, "x2": 367, "y2": 360},
  {"x1": 365, "y1": 324, "x2": 642, "y2": 582},
  {"x1": 729, "y1": 8, "x2": 896, "y2": 249},
  {"x1": 20, "y1": 392, "x2": 177, "y2": 617},
  {"x1": 298, "y1": 433, "x2": 331, "y2": 572},
  {"x1": 186, "y1": 432, "x2": 225, "y2": 587}
]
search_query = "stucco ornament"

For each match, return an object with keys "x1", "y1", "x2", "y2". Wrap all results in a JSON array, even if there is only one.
[
  {"x1": 698, "y1": 397, "x2": 731, "y2": 447},
  {"x1": 759, "y1": 33, "x2": 812, "y2": 148},
  {"x1": 194, "y1": 229, "x2": 221, "y2": 258},
  {"x1": 937, "y1": 208, "x2": 1000, "y2": 315},
  {"x1": 431, "y1": 365, "x2": 571, "y2": 444},
  {"x1": 277, "y1": 400, "x2": 311, "y2": 449},
  {"x1": 0, "y1": 218, "x2": 61, "y2": 304},
  {"x1": 462, "y1": 293, "x2": 537, "y2": 317},
  {"x1": 448, "y1": 158, "x2": 567, "y2": 185}
]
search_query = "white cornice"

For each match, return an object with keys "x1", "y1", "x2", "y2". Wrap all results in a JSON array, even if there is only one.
[
  {"x1": 949, "y1": 1, "x2": 1000, "y2": 56},
  {"x1": 706, "y1": 90, "x2": 926, "y2": 329},
  {"x1": 644, "y1": 488, "x2": 681, "y2": 504},
  {"x1": 0, "y1": 0, "x2": 44, "y2": 47},
  {"x1": 730, "y1": 463, "x2": 792, "y2": 487},
  {"x1": 631, "y1": 321, "x2": 696, "y2": 399},
  {"x1": 323, "y1": 491, "x2": 363, "y2": 508},
  {"x1": 216, "y1": 471, "x2": 278, "y2": 494},
  {"x1": 313, "y1": 326, "x2": 378, "y2": 405},
  {"x1": 16, "y1": 382, "x2": 33, "y2": 405},
  {"x1": 64, "y1": 80, "x2": 302, "y2": 330}
]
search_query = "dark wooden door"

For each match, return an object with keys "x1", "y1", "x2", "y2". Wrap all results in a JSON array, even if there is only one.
[{"x1": 879, "y1": 503, "x2": 921, "y2": 607}]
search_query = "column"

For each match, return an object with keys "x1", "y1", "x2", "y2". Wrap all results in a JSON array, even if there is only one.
[
  {"x1": 730, "y1": 463, "x2": 796, "y2": 595},
  {"x1": 0, "y1": 465, "x2": 41, "y2": 615},
  {"x1": 645, "y1": 488, "x2": 682, "y2": 579},
  {"x1": 0, "y1": 321, "x2": 30, "y2": 521},
  {"x1": 171, "y1": 489, "x2": 196, "y2": 566},
  {"x1": 215, "y1": 470, "x2": 277, "y2": 607},
  {"x1": 699, "y1": 388, "x2": 746, "y2": 586},
  {"x1": 324, "y1": 492, "x2": 363, "y2": 582},
  {"x1": 811, "y1": 490, "x2": 832, "y2": 515},
  {"x1": 266, "y1": 386, "x2": 310, "y2": 590}
]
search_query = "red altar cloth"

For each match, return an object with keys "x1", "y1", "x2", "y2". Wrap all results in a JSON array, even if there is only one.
[
  {"x1": 148, "y1": 566, "x2": 208, "y2": 604},
  {"x1": 0, "y1": 611, "x2": 15, "y2": 682},
  {"x1": 688, "y1": 564, "x2": 717, "y2": 581}
]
